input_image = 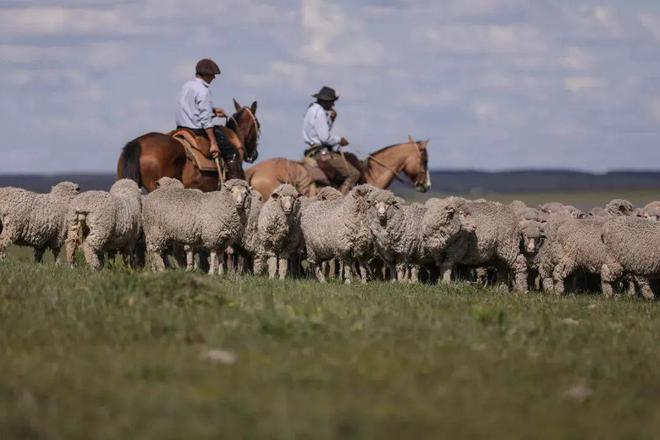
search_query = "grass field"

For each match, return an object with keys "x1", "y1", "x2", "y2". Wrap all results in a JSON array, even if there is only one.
[{"x1": 2, "y1": 247, "x2": 660, "y2": 439}]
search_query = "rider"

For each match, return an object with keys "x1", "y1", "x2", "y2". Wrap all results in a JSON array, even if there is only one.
[
  {"x1": 175, "y1": 58, "x2": 242, "y2": 178},
  {"x1": 303, "y1": 86, "x2": 360, "y2": 194}
]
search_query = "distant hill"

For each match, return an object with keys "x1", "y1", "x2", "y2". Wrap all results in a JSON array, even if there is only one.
[{"x1": 2, "y1": 170, "x2": 660, "y2": 194}]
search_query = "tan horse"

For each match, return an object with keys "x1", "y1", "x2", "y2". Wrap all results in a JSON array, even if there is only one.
[
  {"x1": 246, "y1": 138, "x2": 431, "y2": 200},
  {"x1": 116, "y1": 99, "x2": 260, "y2": 192}
]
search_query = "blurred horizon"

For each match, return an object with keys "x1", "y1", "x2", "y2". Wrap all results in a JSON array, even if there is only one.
[{"x1": 2, "y1": 1, "x2": 660, "y2": 173}]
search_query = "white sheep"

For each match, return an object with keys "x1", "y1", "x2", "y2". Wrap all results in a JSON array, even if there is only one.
[
  {"x1": 142, "y1": 179, "x2": 250, "y2": 274},
  {"x1": 64, "y1": 179, "x2": 142, "y2": 270},
  {"x1": 0, "y1": 182, "x2": 80, "y2": 262},
  {"x1": 257, "y1": 184, "x2": 303, "y2": 279},
  {"x1": 300, "y1": 184, "x2": 374, "y2": 284}
]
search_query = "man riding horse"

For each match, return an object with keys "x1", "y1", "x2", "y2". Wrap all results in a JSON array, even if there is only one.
[
  {"x1": 303, "y1": 86, "x2": 361, "y2": 194},
  {"x1": 175, "y1": 58, "x2": 243, "y2": 179}
]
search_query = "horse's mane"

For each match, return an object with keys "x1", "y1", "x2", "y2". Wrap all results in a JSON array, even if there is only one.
[{"x1": 370, "y1": 140, "x2": 417, "y2": 156}]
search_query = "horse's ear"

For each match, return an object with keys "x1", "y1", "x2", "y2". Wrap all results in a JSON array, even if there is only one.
[
  {"x1": 407, "y1": 135, "x2": 415, "y2": 145},
  {"x1": 420, "y1": 139, "x2": 430, "y2": 149},
  {"x1": 250, "y1": 101, "x2": 257, "y2": 115},
  {"x1": 233, "y1": 98, "x2": 242, "y2": 112}
]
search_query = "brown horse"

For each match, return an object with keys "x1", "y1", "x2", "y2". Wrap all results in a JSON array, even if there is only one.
[
  {"x1": 117, "y1": 99, "x2": 260, "y2": 192},
  {"x1": 246, "y1": 137, "x2": 431, "y2": 200}
]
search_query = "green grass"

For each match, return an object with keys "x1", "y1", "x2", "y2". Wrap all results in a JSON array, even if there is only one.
[{"x1": 2, "y1": 248, "x2": 660, "y2": 439}]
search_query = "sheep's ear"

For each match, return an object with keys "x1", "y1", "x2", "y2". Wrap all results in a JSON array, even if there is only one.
[
  {"x1": 250, "y1": 101, "x2": 258, "y2": 114},
  {"x1": 445, "y1": 205, "x2": 455, "y2": 219},
  {"x1": 270, "y1": 192, "x2": 280, "y2": 200},
  {"x1": 233, "y1": 98, "x2": 242, "y2": 112},
  {"x1": 295, "y1": 192, "x2": 303, "y2": 199}
]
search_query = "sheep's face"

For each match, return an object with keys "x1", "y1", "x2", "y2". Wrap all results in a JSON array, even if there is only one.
[
  {"x1": 276, "y1": 194, "x2": 298, "y2": 215},
  {"x1": 231, "y1": 186, "x2": 249, "y2": 210},
  {"x1": 459, "y1": 210, "x2": 476, "y2": 233},
  {"x1": 51, "y1": 181, "x2": 81, "y2": 198},
  {"x1": 644, "y1": 209, "x2": 660, "y2": 222},
  {"x1": 520, "y1": 222, "x2": 544, "y2": 254},
  {"x1": 369, "y1": 196, "x2": 400, "y2": 224}
]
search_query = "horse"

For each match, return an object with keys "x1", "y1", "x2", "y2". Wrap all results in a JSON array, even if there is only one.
[
  {"x1": 245, "y1": 137, "x2": 431, "y2": 200},
  {"x1": 116, "y1": 99, "x2": 260, "y2": 192}
]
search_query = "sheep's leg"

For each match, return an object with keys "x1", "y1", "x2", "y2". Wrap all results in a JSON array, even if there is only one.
[
  {"x1": 439, "y1": 261, "x2": 454, "y2": 285},
  {"x1": 51, "y1": 247, "x2": 61, "y2": 265},
  {"x1": 396, "y1": 263, "x2": 407, "y2": 282},
  {"x1": 0, "y1": 231, "x2": 13, "y2": 261},
  {"x1": 635, "y1": 276, "x2": 655, "y2": 300},
  {"x1": 278, "y1": 256, "x2": 288, "y2": 280},
  {"x1": 388, "y1": 264, "x2": 397, "y2": 282},
  {"x1": 552, "y1": 262, "x2": 567, "y2": 295},
  {"x1": 253, "y1": 256, "x2": 264, "y2": 276},
  {"x1": 359, "y1": 263, "x2": 368, "y2": 284},
  {"x1": 513, "y1": 254, "x2": 528, "y2": 293},
  {"x1": 601, "y1": 262, "x2": 623, "y2": 298},
  {"x1": 82, "y1": 242, "x2": 101, "y2": 270},
  {"x1": 33, "y1": 247, "x2": 46, "y2": 264},
  {"x1": 184, "y1": 246, "x2": 194, "y2": 272},
  {"x1": 312, "y1": 262, "x2": 326, "y2": 283},
  {"x1": 342, "y1": 259, "x2": 353, "y2": 285},
  {"x1": 65, "y1": 237, "x2": 78, "y2": 266},
  {"x1": 267, "y1": 256, "x2": 278, "y2": 279},
  {"x1": 533, "y1": 274, "x2": 541, "y2": 291},
  {"x1": 208, "y1": 250, "x2": 218, "y2": 275},
  {"x1": 410, "y1": 265, "x2": 419, "y2": 284}
]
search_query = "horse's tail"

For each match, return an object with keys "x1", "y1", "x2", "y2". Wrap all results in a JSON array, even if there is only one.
[{"x1": 117, "y1": 140, "x2": 142, "y2": 186}]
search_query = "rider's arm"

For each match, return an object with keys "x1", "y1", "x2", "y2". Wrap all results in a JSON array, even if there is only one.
[
  {"x1": 197, "y1": 88, "x2": 219, "y2": 157},
  {"x1": 314, "y1": 107, "x2": 341, "y2": 147}
]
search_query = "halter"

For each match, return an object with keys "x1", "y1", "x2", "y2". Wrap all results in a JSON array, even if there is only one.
[{"x1": 365, "y1": 139, "x2": 426, "y2": 187}]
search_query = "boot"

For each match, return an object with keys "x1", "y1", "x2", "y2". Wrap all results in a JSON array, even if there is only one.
[
  {"x1": 338, "y1": 174, "x2": 359, "y2": 194},
  {"x1": 225, "y1": 159, "x2": 245, "y2": 180}
]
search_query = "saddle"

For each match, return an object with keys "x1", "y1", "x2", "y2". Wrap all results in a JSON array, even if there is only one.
[
  {"x1": 169, "y1": 128, "x2": 217, "y2": 172},
  {"x1": 302, "y1": 156, "x2": 331, "y2": 186},
  {"x1": 302, "y1": 150, "x2": 365, "y2": 186}
]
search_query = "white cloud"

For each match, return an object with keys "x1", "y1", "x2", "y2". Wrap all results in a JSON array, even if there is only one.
[
  {"x1": 562, "y1": 47, "x2": 593, "y2": 71},
  {"x1": 564, "y1": 76, "x2": 603, "y2": 94}
]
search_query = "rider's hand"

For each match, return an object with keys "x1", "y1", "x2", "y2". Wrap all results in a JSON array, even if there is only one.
[
  {"x1": 339, "y1": 137, "x2": 349, "y2": 147},
  {"x1": 210, "y1": 143, "x2": 220, "y2": 158},
  {"x1": 213, "y1": 108, "x2": 227, "y2": 118},
  {"x1": 329, "y1": 109, "x2": 337, "y2": 122}
]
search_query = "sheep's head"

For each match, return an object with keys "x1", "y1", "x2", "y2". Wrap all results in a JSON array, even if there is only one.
[
  {"x1": 51, "y1": 181, "x2": 80, "y2": 198},
  {"x1": 365, "y1": 190, "x2": 400, "y2": 224},
  {"x1": 643, "y1": 206, "x2": 660, "y2": 222},
  {"x1": 156, "y1": 177, "x2": 184, "y2": 190},
  {"x1": 316, "y1": 187, "x2": 342, "y2": 201},
  {"x1": 519, "y1": 220, "x2": 544, "y2": 254},
  {"x1": 459, "y1": 209, "x2": 476, "y2": 233},
  {"x1": 422, "y1": 199, "x2": 465, "y2": 250},
  {"x1": 224, "y1": 179, "x2": 251, "y2": 210},
  {"x1": 111, "y1": 179, "x2": 141, "y2": 198},
  {"x1": 270, "y1": 184, "x2": 301, "y2": 216},
  {"x1": 606, "y1": 199, "x2": 634, "y2": 217}
]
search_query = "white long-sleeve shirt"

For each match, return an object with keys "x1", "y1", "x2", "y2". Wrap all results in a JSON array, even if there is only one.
[
  {"x1": 175, "y1": 77, "x2": 214, "y2": 129},
  {"x1": 303, "y1": 103, "x2": 341, "y2": 147}
]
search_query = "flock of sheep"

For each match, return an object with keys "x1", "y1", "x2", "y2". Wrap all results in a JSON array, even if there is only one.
[{"x1": 1, "y1": 177, "x2": 660, "y2": 299}]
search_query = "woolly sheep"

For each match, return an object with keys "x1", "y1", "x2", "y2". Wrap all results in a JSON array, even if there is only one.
[
  {"x1": 257, "y1": 184, "x2": 303, "y2": 279},
  {"x1": 435, "y1": 199, "x2": 527, "y2": 292},
  {"x1": 232, "y1": 191, "x2": 264, "y2": 274},
  {"x1": 64, "y1": 179, "x2": 142, "y2": 270},
  {"x1": 537, "y1": 218, "x2": 619, "y2": 296},
  {"x1": 0, "y1": 182, "x2": 80, "y2": 262},
  {"x1": 300, "y1": 184, "x2": 374, "y2": 284},
  {"x1": 142, "y1": 179, "x2": 250, "y2": 274},
  {"x1": 605, "y1": 199, "x2": 634, "y2": 217},
  {"x1": 601, "y1": 217, "x2": 660, "y2": 299},
  {"x1": 156, "y1": 176, "x2": 185, "y2": 190},
  {"x1": 641, "y1": 201, "x2": 660, "y2": 221},
  {"x1": 315, "y1": 186, "x2": 343, "y2": 201}
]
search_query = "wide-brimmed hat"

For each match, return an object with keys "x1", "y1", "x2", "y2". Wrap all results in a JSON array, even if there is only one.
[
  {"x1": 196, "y1": 58, "x2": 221, "y2": 76},
  {"x1": 312, "y1": 86, "x2": 339, "y2": 101}
]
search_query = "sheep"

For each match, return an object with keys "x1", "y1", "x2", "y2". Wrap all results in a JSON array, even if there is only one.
[
  {"x1": 155, "y1": 176, "x2": 185, "y2": 190},
  {"x1": 518, "y1": 220, "x2": 546, "y2": 290},
  {"x1": 231, "y1": 191, "x2": 264, "y2": 274},
  {"x1": 64, "y1": 179, "x2": 142, "y2": 270},
  {"x1": 539, "y1": 202, "x2": 584, "y2": 219},
  {"x1": 535, "y1": 218, "x2": 620, "y2": 296},
  {"x1": 0, "y1": 182, "x2": 80, "y2": 262},
  {"x1": 434, "y1": 199, "x2": 528, "y2": 292},
  {"x1": 0, "y1": 187, "x2": 24, "y2": 236},
  {"x1": 601, "y1": 217, "x2": 660, "y2": 300},
  {"x1": 142, "y1": 179, "x2": 250, "y2": 274},
  {"x1": 315, "y1": 186, "x2": 343, "y2": 201},
  {"x1": 365, "y1": 189, "x2": 425, "y2": 282},
  {"x1": 300, "y1": 184, "x2": 374, "y2": 284},
  {"x1": 257, "y1": 184, "x2": 303, "y2": 279},
  {"x1": 605, "y1": 199, "x2": 634, "y2": 217},
  {"x1": 641, "y1": 201, "x2": 660, "y2": 221}
]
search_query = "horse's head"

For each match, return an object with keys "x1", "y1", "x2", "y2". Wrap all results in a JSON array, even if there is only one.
[
  {"x1": 402, "y1": 136, "x2": 431, "y2": 193},
  {"x1": 228, "y1": 99, "x2": 260, "y2": 163}
]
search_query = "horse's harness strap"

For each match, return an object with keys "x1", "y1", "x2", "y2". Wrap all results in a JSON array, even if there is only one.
[{"x1": 366, "y1": 155, "x2": 407, "y2": 184}]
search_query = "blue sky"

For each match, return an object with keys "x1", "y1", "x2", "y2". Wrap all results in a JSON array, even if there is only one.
[{"x1": 1, "y1": 0, "x2": 660, "y2": 173}]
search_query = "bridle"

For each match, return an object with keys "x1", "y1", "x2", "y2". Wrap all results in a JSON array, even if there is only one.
[
  {"x1": 226, "y1": 107, "x2": 261, "y2": 162},
  {"x1": 366, "y1": 139, "x2": 428, "y2": 188}
]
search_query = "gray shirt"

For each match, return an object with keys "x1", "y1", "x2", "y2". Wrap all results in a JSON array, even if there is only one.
[{"x1": 175, "y1": 77, "x2": 214, "y2": 129}]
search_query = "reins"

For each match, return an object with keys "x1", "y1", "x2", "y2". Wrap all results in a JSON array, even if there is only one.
[{"x1": 225, "y1": 106, "x2": 260, "y2": 160}]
